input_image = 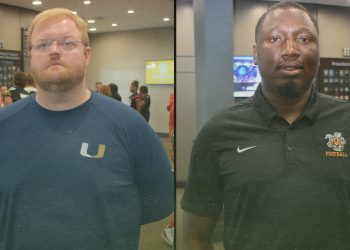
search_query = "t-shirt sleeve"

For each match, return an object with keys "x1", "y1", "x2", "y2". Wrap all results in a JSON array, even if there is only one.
[
  {"x1": 181, "y1": 123, "x2": 223, "y2": 217},
  {"x1": 132, "y1": 124, "x2": 174, "y2": 224}
]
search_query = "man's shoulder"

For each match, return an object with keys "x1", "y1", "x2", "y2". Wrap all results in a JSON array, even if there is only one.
[
  {"x1": 317, "y1": 92, "x2": 350, "y2": 111},
  {"x1": 318, "y1": 92, "x2": 349, "y2": 104},
  {"x1": 0, "y1": 96, "x2": 32, "y2": 123},
  {"x1": 91, "y1": 92, "x2": 149, "y2": 127},
  {"x1": 228, "y1": 97, "x2": 254, "y2": 111},
  {"x1": 197, "y1": 98, "x2": 255, "y2": 140},
  {"x1": 207, "y1": 98, "x2": 254, "y2": 125},
  {"x1": 93, "y1": 92, "x2": 136, "y2": 113}
]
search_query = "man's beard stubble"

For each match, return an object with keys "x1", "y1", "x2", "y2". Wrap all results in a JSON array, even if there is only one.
[
  {"x1": 273, "y1": 77, "x2": 314, "y2": 100},
  {"x1": 30, "y1": 58, "x2": 85, "y2": 94}
]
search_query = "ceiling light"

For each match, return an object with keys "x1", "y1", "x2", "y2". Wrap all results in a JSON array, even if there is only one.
[
  {"x1": 128, "y1": 10, "x2": 135, "y2": 14},
  {"x1": 83, "y1": 0, "x2": 91, "y2": 4},
  {"x1": 32, "y1": 1, "x2": 42, "y2": 5},
  {"x1": 112, "y1": 23, "x2": 118, "y2": 27},
  {"x1": 71, "y1": 11, "x2": 78, "y2": 15},
  {"x1": 163, "y1": 17, "x2": 170, "y2": 22},
  {"x1": 87, "y1": 19, "x2": 95, "y2": 23},
  {"x1": 89, "y1": 28, "x2": 97, "y2": 31}
]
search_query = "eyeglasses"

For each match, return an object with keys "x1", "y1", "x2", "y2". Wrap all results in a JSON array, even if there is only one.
[{"x1": 31, "y1": 39, "x2": 83, "y2": 52}]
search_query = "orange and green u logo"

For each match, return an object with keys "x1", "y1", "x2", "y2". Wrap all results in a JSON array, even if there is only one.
[{"x1": 80, "y1": 142, "x2": 106, "y2": 158}]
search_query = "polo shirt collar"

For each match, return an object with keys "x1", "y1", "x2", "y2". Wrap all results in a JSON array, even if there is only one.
[{"x1": 252, "y1": 83, "x2": 320, "y2": 126}]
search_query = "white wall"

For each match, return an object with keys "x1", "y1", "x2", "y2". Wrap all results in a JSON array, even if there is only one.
[
  {"x1": 0, "y1": 5, "x2": 36, "y2": 51},
  {"x1": 233, "y1": 1, "x2": 267, "y2": 56},
  {"x1": 86, "y1": 28, "x2": 174, "y2": 133},
  {"x1": 318, "y1": 5, "x2": 350, "y2": 58}
]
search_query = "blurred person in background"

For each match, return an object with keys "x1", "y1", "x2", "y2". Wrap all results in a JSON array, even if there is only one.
[
  {"x1": 24, "y1": 72, "x2": 37, "y2": 94},
  {"x1": 109, "y1": 83, "x2": 122, "y2": 102},
  {"x1": 161, "y1": 92, "x2": 175, "y2": 246},
  {"x1": 8, "y1": 71, "x2": 30, "y2": 102},
  {"x1": 137, "y1": 85, "x2": 151, "y2": 122},
  {"x1": 0, "y1": 85, "x2": 7, "y2": 107},
  {"x1": 99, "y1": 84, "x2": 112, "y2": 97},
  {"x1": 167, "y1": 92, "x2": 174, "y2": 155},
  {"x1": 95, "y1": 81, "x2": 102, "y2": 92},
  {"x1": 129, "y1": 79, "x2": 139, "y2": 110},
  {"x1": 0, "y1": 85, "x2": 13, "y2": 107}
]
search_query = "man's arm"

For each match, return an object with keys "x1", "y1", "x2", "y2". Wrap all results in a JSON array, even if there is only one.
[
  {"x1": 131, "y1": 120, "x2": 173, "y2": 224},
  {"x1": 182, "y1": 211, "x2": 219, "y2": 250}
]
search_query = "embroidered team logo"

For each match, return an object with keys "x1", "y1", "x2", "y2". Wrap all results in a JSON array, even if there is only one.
[
  {"x1": 324, "y1": 132, "x2": 348, "y2": 158},
  {"x1": 80, "y1": 142, "x2": 106, "y2": 159}
]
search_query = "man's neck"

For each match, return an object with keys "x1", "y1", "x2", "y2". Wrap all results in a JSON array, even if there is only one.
[
  {"x1": 262, "y1": 86, "x2": 312, "y2": 124},
  {"x1": 35, "y1": 84, "x2": 91, "y2": 111}
]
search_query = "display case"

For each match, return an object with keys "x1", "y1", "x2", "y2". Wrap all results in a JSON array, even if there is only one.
[
  {"x1": 0, "y1": 49, "x2": 23, "y2": 88},
  {"x1": 318, "y1": 58, "x2": 350, "y2": 101}
]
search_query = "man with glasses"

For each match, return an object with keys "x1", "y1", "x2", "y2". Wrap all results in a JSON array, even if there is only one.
[{"x1": 0, "y1": 8, "x2": 173, "y2": 249}]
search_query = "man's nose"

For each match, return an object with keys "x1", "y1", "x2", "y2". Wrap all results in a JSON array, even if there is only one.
[
  {"x1": 49, "y1": 41, "x2": 62, "y2": 54},
  {"x1": 282, "y1": 39, "x2": 300, "y2": 58}
]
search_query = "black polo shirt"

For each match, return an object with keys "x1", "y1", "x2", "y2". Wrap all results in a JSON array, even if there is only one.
[{"x1": 182, "y1": 85, "x2": 350, "y2": 249}]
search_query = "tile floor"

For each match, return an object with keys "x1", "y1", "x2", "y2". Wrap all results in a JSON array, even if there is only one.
[{"x1": 139, "y1": 215, "x2": 173, "y2": 249}]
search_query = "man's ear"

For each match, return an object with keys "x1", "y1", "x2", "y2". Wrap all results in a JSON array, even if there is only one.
[
  {"x1": 84, "y1": 47, "x2": 92, "y2": 66},
  {"x1": 253, "y1": 44, "x2": 258, "y2": 65}
]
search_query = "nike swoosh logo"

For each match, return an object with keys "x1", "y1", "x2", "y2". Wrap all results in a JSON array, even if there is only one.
[{"x1": 237, "y1": 146, "x2": 257, "y2": 153}]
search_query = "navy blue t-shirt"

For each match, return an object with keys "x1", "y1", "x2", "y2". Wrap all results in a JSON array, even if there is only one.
[{"x1": 0, "y1": 91, "x2": 173, "y2": 249}]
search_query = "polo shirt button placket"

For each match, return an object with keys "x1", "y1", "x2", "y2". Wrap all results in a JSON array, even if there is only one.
[{"x1": 285, "y1": 130, "x2": 297, "y2": 165}]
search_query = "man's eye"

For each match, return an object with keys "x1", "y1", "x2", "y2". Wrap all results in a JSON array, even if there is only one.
[
  {"x1": 269, "y1": 37, "x2": 281, "y2": 43},
  {"x1": 298, "y1": 37, "x2": 309, "y2": 44},
  {"x1": 62, "y1": 40, "x2": 75, "y2": 48},
  {"x1": 37, "y1": 42, "x2": 50, "y2": 49}
]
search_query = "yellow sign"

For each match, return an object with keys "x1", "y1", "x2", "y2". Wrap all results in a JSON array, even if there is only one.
[{"x1": 145, "y1": 60, "x2": 174, "y2": 84}]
